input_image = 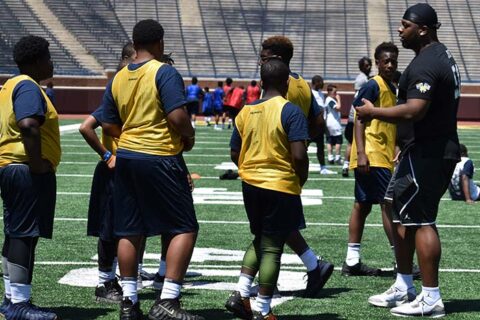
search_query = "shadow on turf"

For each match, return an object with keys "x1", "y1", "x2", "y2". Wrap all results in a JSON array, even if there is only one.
[
  {"x1": 445, "y1": 299, "x2": 480, "y2": 314},
  {"x1": 191, "y1": 309, "x2": 344, "y2": 320},
  {"x1": 49, "y1": 306, "x2": 112, "y2": 320}
]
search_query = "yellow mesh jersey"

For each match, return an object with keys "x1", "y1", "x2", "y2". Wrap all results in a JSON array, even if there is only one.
[
  {"x1": 0, "y1": 75, "x2": 61, "y2": 169},
  {"x1": 286, "y1": 74, "x2": 311, "y2": 117},
  {"x1": 111, "y1": 60, "x2": 182, "y2": 156},
  {"x1": 236, "y1": 96, "x2": 301, "y2": 195},
  {"x1": 350, "y1": 75, "x2": 397, "y2": 171}
]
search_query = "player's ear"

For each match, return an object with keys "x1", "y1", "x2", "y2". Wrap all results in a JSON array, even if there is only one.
[{"x1": 419, "y1": 25, "x2": 428, "y2": 36}]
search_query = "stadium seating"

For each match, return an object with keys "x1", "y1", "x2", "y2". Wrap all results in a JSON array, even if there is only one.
[
  {"x1": 0, "y1": 0, "x2": 94, "y2": 75},
  {"x1": 0, "y1": 0, "x2": 479, "y2": 82}
]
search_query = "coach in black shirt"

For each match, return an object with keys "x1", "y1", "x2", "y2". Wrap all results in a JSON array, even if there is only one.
[{"x1": 356, "y1": 3, "x2": 460, "y2": 318}]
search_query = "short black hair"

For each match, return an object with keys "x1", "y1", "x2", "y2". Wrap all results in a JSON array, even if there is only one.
[
  {"x1": 251, "y1": 80, "x2": 257, "y2": 86},
  {"x1": 260, "y1": 59, "x2": 289, "y2": 90},
  {"x1": 121, "y1": 42, "x2": 135, "y2": 60},
  {"x1": 261, "y1": 36, "x2": 294, "y2": 64},
  {"x1": 217, "y1": 81, "x2": 223, "y2": 87},
  {"x1": 133, "y1": 19, "x2": 164, "y2": 45},
  {"x1": 226, "y1": 77, "x2": 233, "y2": 85},
  {"x1": 460, "y1": 144, "x2": 468, "y2": 157},
  {"x1": 13, "y1": 36, "x2": 50, "y2": 67},
  {"x1": 358, "y1": 56, "x2": 372, "y2": 69},
  {"x1": 160, "y1": 52, "x2": 175, "y2": 65},
  {"x1": 312, "y1": 75, "x2": 324, "y2": 85},
  {"x1": 204, "y1": 87, "x2": 209, "y2": 92},
  {"x1": 327, "y1": 83, "x2": 337, "y2": 92},
  {"x1": 374, "y1": 42, "x2": 399, "y2": 60},
  {"x1": 192, "y1": 77, "x2": 198, "y2": 84}
]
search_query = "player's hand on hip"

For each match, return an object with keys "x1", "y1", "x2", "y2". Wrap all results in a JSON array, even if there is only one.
[
  {"x1": 187, "y1": 173, "x2": 194, "y2": 192},
  {"x1": 106, "y1": 154, "x2": 116, "y2": 170}
]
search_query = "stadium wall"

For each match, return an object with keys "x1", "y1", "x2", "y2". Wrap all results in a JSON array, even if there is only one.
[{"x1": 1, "y1": 76, "x2": 479, "y2": 120}]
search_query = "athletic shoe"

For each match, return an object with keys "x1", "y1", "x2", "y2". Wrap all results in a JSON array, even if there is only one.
[
  {"x1": 120, "y1": 298, "x2": 143, "y2": 320},
  {"x1": 4, "y1": 301, "x2": 60, "y2": 320},
  {"x1": 252, "y1": 310, "x2": 277, "y2": 320},
  {"x1": 342, "y1": 168, "x2": 349, "y2": 177},
  {"x1": 328, "y1": 160, "x2": 334, "y2": 165},
  {"x1": 140, "y1": 270, "x2": 156, "y2": 281},
  {"x1": 335, "y1": 158, "x2": 343, "y2": 165},
  {"x1": 368, "y1": 285, "x2": 416, "y2": 308},
  {"x1": 320, "y1": 168, "x2": 337, "y2": 175},
  {"x1": 390, "y1": 294, "x2": 445, "y2": 318},
  {"x1": 95, "y1": 278, "x2": 123, "y2": 303},
  {"x1": 224, "y1": 291, "x2": 252, "y2": 319},
  {"x1": 304, "y1": 259, "x2": 334, "y2": 298},
  {"x1": 341, "y1": 261, "x2": 382, "y2": 276},
  {"x1": 393, "y1": 262, "x2": 422, "y2": 280},
  {"x1": 148, "y1": 298, "x2": 205, "y2": 320},
  {"x1": 0, "y1": 296, "x2": 11, "y2": 317}
]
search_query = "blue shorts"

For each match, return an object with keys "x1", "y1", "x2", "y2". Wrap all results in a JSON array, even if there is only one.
[
  {"x1": 242, "y1": 182, "x2": 305, "y2": 236},
  {"x1": 354, "y1": 167, "x2": 392, "y2": 204},
  {"x1": 113, "y1": 155, "x2": 199, "y2": 237},
  {"x1": 214, "y1": 102, "x2": 223, "y2": 113},
  {"x1": 0, "y1": 164, "x2": 56, "y2": 238},
  {"x1": 87, "y1": 161, "x2": 115, "y2": 241}
]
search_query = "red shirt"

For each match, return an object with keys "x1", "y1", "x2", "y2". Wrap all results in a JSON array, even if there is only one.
[
  {"x1": 230, "y1": 87, "x2": 245, "y2": 109},
  {"x1": 245, "y1": 85, "x2": 261, "y2": 104},
  {"x1": 223, "y1": 84, "x2": 233, "y2": 106}
]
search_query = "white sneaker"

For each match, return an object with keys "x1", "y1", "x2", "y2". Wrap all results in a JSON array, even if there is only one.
[
  {"x1": 368, "y1": 285, "x2": 416, "y2": 308},
  {"x1": 390, "y1": 293, "x2": 445, "y2": 318},
  {"x1": 320, "y1": 168, "x2": 337, "y2": 175},
  {"x1": 214, "y1": 126, "x2": 223, "y2": 131}
]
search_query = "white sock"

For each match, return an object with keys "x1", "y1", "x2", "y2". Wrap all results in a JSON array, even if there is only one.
[
  {"x1": 3, "y1": 275, "x2": 11, "y2": 299},
  {"x1": 346, "y1": 243, "x2": 361, "y2": 266},
  {"x1": 328, "y1": 154, "x2": 334, "y2": 161},
  {"x1": 335, "y1": 154, "x2": 341, "y2": 161},
  {"x1": 236, "y1": 273, "x2": 254, "y2": 298},
  {"x1": 160, "y1": 279, "x2": 182, "y2": 300},
  {"x1": 191, "y1": 120, "x2": 195, "y2": 128},
  {"x1": 394, "y1": 273, "x2": 414, "y2": 291},
  {"x1": 299, "y1": 249, "x2": 318, "y2": 272},
  {"x1": 343, "y1": 161, "x2": 349, "y2": 169},
  {"x1": 158, "y1": 259, "x2": 166, "y2": 277},
  {"x1": 138, "y1": 263, "x2": 143, "y2": 273},
  {"x1": 254, "y1": 294, "x2": 272, "y2": 316},
  {"x1": 421, "y1": 286, "x2": 441, "y2": 304},
  {"x1": 121, "y1": 278, "x2": 138, "y2": 304},
  {"x1": 10, "y1": 283, "x2": 31, "y2": 304},
  {"x1": 98, "y1": 270, "x2": 112, "y2": 285}
]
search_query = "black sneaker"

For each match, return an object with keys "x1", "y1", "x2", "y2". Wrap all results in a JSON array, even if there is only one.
[
  {"x1": 120, "y1": 298, "x2": 143, "y2": 320},
  {"x1": 4, "y1": 301, "x2": 60, "y2": 320},
  {"x1": 252, "y1": 310, "x2": 277, "y2": 320},
  {"x1": 341, "y1": 261, "x2": 381, "y2": 276},
  {"x1": 140, "y1": 270, "x2": 156, "y2": 281},
  {"x1": 148, "y1": 298, "x2": 204, "y2": 320},
  {"x1": 393, "y1": 262, "x2": 422, "y2": 280},
  {"x1": 328, "y1": 160, "x2": 334, "y2": 165},
  {"x1": 304, "y1": 259, "x2": 334, "y2": 298},
  {"x1": 342, "y1": 168, "x2": 349, "y2": 177},
  {"x1": 95, "y1": 278, "x2": 123, "y2": 303},
  {"x1": 225, "y1": 291, "x2": 252, "y2": 319},
  {"x1": 0, "y1": 296, "x2": 11, "y2": 316}
]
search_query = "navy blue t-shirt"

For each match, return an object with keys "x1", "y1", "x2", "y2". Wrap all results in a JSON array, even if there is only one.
[
  {"x1": 91, "y1": 105, "x2": 103, "y2": 125},
  {"x1": 352, "y1": 78, "x2": 396, "y2": 107},
  {"x1": 230, "y1": 99, "x2": 309, "y2": 151},
  {"x1": 12, "y1": 80, "x2": 47, "y2": 123},
  {"x1": 462, "y1": 160, "x2": 474, "y2": 179},
  {"x1": 102, "y1": 61, "x2": 187, "y2": 125}
]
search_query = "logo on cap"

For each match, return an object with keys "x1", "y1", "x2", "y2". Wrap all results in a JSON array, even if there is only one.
[{"x1": 416, "y1": 82, "x2": 431, "y2": 93}]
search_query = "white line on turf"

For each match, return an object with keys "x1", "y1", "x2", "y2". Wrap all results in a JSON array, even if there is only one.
[{"x1": 26, "y1": 217, "x2": 480, "y2": 229}]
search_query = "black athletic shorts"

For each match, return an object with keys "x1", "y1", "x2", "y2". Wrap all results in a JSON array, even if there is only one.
[
  {"x1": 0, "y1": 164, "x2": 56, "y2": 238},
  {"x1": 326, "y1": 135, "x2": 343, "y2": 146},
  {"x1": 344, "y1": 122, "x2": 354, "y2": 144},
  {"x1": 186, "y1": 101, "x2": 199, "y2": 115},
  {"x1": 385, "y1": 147, "x2": 457, "y2": 226},
  {"x1": 87, "y1": 161, "x2": 115, "y2": 241},
  {"x1": 224, "y1": 105, "x2": 240, "y2": 119},
  {"x1": 242, "y1": 182, "x2": 305, "y2": 236},
  {"x1": 113, "y1": 155, "x2": 199, "y2": 237},
  {"x1": 354, "y1": 167, "x2": 392, "y2": 204}
]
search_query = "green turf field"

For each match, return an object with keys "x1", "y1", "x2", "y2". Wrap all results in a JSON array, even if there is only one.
[{"x1": 1, "y1": 121, "x2": 479, "y2": 319}]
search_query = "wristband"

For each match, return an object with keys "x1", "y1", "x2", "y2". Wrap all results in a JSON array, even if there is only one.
[{"x1": 103, "y1": 150, "x2": 112, "y2": 162}]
